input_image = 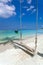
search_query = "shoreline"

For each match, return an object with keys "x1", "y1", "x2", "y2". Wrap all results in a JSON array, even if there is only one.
[{"x1": 0, "y1": 34, "x2": 43, "y2": 53}]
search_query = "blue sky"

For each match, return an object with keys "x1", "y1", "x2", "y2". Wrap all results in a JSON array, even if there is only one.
[{"x1": 0, "y1": 0, "x2": 43, "y2": 30}]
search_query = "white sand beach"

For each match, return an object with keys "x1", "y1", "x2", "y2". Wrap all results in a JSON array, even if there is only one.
[{"x1": 0, "y1": 34, "x2": 43, "y2": 65}]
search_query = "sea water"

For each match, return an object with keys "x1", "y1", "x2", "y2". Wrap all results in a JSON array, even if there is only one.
[{"x1": 0, "y1": 29, "x2": 43, "y2": 43}]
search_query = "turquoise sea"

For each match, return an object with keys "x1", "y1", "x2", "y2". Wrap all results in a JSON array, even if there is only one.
[{"x1": 0, "y1": 29, "x2": 43, "y2": 43}]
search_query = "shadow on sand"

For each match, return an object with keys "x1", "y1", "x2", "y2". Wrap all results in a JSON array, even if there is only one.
[
  {"x1": 0, "y1": 38, "x2": 34, "y2": 57},
  {"x1": 37, "y1": 52, "x2": 43, "y2": 57}
]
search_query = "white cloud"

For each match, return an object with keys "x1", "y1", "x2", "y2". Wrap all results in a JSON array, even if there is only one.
[
  {"x1": 0, "y1": 0, "x2": 11, "y2": 3},
  {"x1": 0, "y1": 0, "x2": 16, "y2": 18},
  {"x1": 30, "y1": 9, "x2": 36, "y2": 14},
  {"x1": 32, "y1": 9, "x2": 36, "y2": 13},
  {"x1": 27, "y1": 5, "x2": 34, "y2": 11},
  {"x1": 27, "y1": 0, "x2": 32, "y2": 4}
]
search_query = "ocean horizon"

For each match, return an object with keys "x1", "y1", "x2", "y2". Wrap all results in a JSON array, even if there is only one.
[{"x1": 0, "y1": 29, "x2": 43, "y2": 43}]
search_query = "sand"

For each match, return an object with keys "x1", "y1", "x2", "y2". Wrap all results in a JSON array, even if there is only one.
[{"x1": 0, "y1": 34, "x2": 43, "y2": 65}]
